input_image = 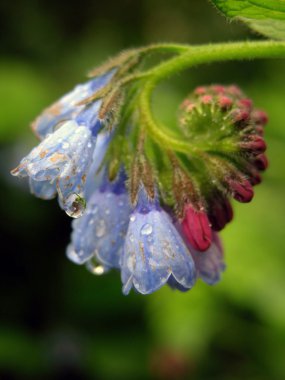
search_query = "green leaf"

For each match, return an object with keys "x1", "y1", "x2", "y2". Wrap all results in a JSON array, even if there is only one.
[{"x1": 212, "y1": 0, "x2": 285, "y2": 40}]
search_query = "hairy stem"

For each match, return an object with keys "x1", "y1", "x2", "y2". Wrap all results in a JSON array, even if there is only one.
[{"x1": 138, "y1": 40, "x2": 285, "y2": 150}]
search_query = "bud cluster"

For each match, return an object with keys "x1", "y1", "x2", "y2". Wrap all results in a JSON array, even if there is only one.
[{"x1": 177, "y1": 84, "x2": 268, "y2": 240}]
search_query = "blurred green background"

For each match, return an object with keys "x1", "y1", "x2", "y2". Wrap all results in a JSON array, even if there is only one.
[{"x1": 1, "y1": 0, "x2": 285, "y2": 379}]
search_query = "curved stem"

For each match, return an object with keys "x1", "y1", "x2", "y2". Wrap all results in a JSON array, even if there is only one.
[
  {"x1": 146, "y1": 40, "x2": 285, "y2": 83},
  {"x1": 139, "y1": 81, "x2": 199, "y2": 154},
  {"x1": 138, "y1": 40, "x2": 285, "y2": 151}
]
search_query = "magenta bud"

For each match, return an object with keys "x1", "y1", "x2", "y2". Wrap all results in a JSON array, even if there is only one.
[
  {"x1": 247, "y1": 167, "x2": 262, "y2": 185},
  {"x1": 201, "y1": 95, "x2": 213, "y2": 104},
  {"x1": 218, "y1": 96, "x2": 233, "y2": 109},
  {"x1": 208, "y1": 196, "x2": 233, "y2": 231},
  {"x1": 252, "y1": 110, "x2": 268, "y2": 126},
  {"x1": 255, "y1": 125, "x2": 264, "y2": 136},
  {"x1": 212, "y1": 85, "x2": 225, "y2": 94},
  {"x1": 253, "y1": 154, "x2": 269, "y2": 171},
  {"x1": 227, "y1": 85, "x2": 242, "y2": 96},
  {"x1": 238, "y1": 98, "x2": 253, "y2": 110},
  {"x1": 227, "y1": 177, "x2": 254, "y2": 203},
  {"x1": 194, "y1": 86, "x2": 207, "y2": 95},
  {"x1": 240, "y1": 135, "x2": 266, "y2": 155},
  {"x1": 180, "y1": 99, "x2": 192, "y2": 110},
  {"x1": 182, "y1": 205, "x2": 212, "y2": 252},
  {"x1": 231, "y1": 109, "x2": 250, "y2": 125}
]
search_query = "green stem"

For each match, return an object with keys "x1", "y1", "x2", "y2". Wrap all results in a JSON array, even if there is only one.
[
  {"x1": 139, "y1": 40, "x2": 285, "y2": 151},
  {"x1": 146, "y1": 40, "x2": 285, "y2": 83},
  {"x1": 140, "y1": 81, "x2": 199, "y2": 154}
]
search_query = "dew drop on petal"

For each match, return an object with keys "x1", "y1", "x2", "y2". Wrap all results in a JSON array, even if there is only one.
[
  {"x1": 140, "y1": 223, "x2": 153, "y2": 236},
  {"x1": 130, "y1": 215, "x2": 136, "y2": 222},
  {"x1": 65, "y1": 193, "x2": 86, "y2": 218},
  {"x1": 86, "y1": 262, "x2": 105, "y2": 275}
]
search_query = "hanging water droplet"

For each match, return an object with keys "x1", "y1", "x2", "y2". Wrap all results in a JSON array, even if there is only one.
[
  {"x1": 130, "y1": 215, "x2": 136, "y2": 222},
  {"x1": 95, "y1": 219, "x2": 106, "y2": 237},
  {"x1": 140, "y1": 223, "x2": 153, "y2": 236},
  {"x1": 86, "y1": 262, "x2": 105, "y2": 275},
  {"x1": 65, "y1": 193, "x2": 86, "y2": 218}
]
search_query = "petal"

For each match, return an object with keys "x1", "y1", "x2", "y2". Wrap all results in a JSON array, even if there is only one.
[
  {"x1": 190, "y1": 233, "x2": 225, "y2": 285},
  {"x1": 67, "y1": 189, "x2": 131, "y2": 266},
  {"x1": 56, "y1": 128, "x2": 96, "y2": 216},
  {"x1": 12, "y1": 120, "x2": 79, "y2": 180},
  {"x1": 84, "y1": 132, "x2": 111, "y2": 200},
  {"x1": 121, "y1": 209, "x2": 196, "y2": 295},
  {"x1": 29, "y1": 178, "x2": 57, "y2": 200},
  {"x1": 32, "y1": 72, "x2": 115, "y2": 140}
]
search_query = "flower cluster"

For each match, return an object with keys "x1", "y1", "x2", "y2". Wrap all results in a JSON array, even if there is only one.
[{"x1": 11, "y1": 77, "x2": 268, "y2": 295}]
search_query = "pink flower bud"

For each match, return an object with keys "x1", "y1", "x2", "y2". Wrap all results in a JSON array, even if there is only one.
[
  {"x1": 208, "y1": 195, "x2": 233, "y2": 231},
  {"x1": 227, "y1": 177, "x2": 254, "y2": 203},
  {"x1": 201, "y1": 95, "x2": 213, "y2": 104},
  {"x1": 182, "y1": 205, "x2": 212, "y2": 251},
  {"x1": 218, "y1": 96, "x2": 233, "y2": 110},
  {"x1": 212, "y1": 85, "x2": 225, "y2": 94},
  {"x1": 238, "y1": 98, "x2": 253, "y2": 110},
  {"x1": 248, "y1": 168, "x2": 262, "y2": 186},
  {"x1": 194, "y1": 86, "x2": 207, "y2": 95},
  {"x1": 227, "y1": 85, "x2": 242, "y2": 96},
  {"x1": 231, "y1": 109, "x2": 250, "y2": 125},
  {"x1": 252, "y1": 110, "x2": 268, "y2": 126},
  {"x1": 253, "y1": 154, "x2": 269, "y2": 171},
  {"x1": 240, "y1": 135, "x2": 266, "y2": 155}
]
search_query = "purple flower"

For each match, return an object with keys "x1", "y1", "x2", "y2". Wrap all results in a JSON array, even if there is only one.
[
  {"x1": 32, "y1": 72, "x2": 114, "y2": 140},
  {"x1": 66, "y1": 170, "x2": 131, "y2": 268},
  {"x1": 121, "y1": 187, "x2": 197, "y2": 295},
  {"x1": 11, "y1": 72, "x2": 115, "y2": 217},
  {"x1": 189, "y1": 232, "x2": 225, "y2": 285}
]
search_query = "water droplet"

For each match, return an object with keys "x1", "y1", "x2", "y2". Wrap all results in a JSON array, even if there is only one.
[
  {"x1": 130, "y1": 215, "x2": 136, "y2": 222},
  {"x1": 95, "y1": 219, "x2": 106, "y2": 238},
  {"x1": 140, "y1": 223, "x2": 153, "y2": 236},
  {"x1": 86, "y1": 262, "x2": 105, "y2": 275},
  {"x1": 65, "y1": 193, "x2": 86, "y2": 218},
  {"x1": 87, "y1": 142, "x2": 92, "y2": 148},
  {"x1": 86, "y1": 256, "x2": 108, "y2": 275}
]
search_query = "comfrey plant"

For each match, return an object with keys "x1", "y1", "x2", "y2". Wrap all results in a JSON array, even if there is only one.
[{"x1": 11, "y1": 1, "x2": 285, "y2": 294}]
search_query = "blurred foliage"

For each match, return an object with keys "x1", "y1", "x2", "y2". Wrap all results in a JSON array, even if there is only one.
[{"x1": 1, "y1": 0, "x2": 285, "y2": 379}]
